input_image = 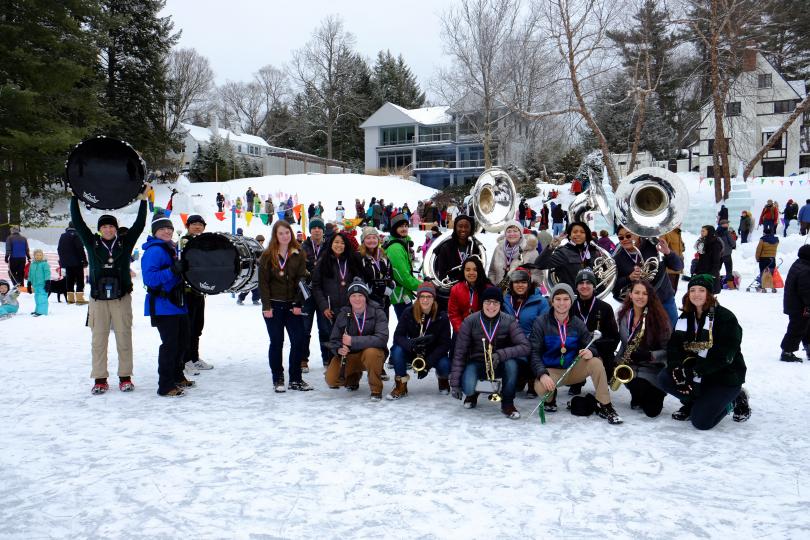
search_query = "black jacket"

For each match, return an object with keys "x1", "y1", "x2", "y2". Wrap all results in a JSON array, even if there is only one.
[
  {"x1": 393, "y1": 306, "x2": 451, "y2": 367},
  {"x1": 301, "y1": 237, "x2": 327, "y2": 274},
  {"x1": 694, "y1": 237, "x2": 723, "y2": 276},
  {"x1": 311, "y1": 254, "x2": 364, "y2": 314},
  {"x1": 612, "y1": 239, "x2": 683, "y2": 303},
  {"x1": 57, "y1": 227, "x2": 87, "y2": 268},
  {"x1": 360, "y1": 254, "x2": 394, "y2": 309},
  {"x1": 328, "y1": 304, "x2": 389, "y2": 355},
  {"x1": 783, "y1": 254, "x2": 810, "y2": 315},
  {"x1": 571, "y1": 297, "x2": 620, "y2": 366},
  {"x1": 534, "y1": 242, "x2": 599, "y2": 290},
  {"x1": 433, "y1": 236, "x2": 484, "y2": 285}
]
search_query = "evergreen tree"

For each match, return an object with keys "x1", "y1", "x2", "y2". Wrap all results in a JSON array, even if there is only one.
[
  {"x1": 369, "y1": 50, "x2": 426, "y2": 109},
  {"x1": 97, "y1": 0, "x2": 179, "y2": 164},
  {"x1": 0, "y1": 0, "x2": 106, "y2": 237},
  {"x1": 554, "y1": 148, "x2": 583, "y2": 179}
]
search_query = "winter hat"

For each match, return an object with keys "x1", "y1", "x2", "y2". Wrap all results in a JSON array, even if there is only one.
[
  {"x1": 568, "y1": 393, "x2": 598, "y2": 417},
  {"x1": 309, "y1": 216, "x2": 325, "y2": 231},
  {"x1": 151, "y1": 212, "x2": 174, "y2": 235},
  {"x1": 390, "y1": 213, "x2": 409, "y2": 233},
  {"x1": 575, "y1": 268, "x2": 598, "y2": 287},
  {"x1": 481, "y1": 286, "x2": 504, "y2": 304},
  {"x1": 0, "y1": 279, "x2": 9, "y2": 291},
  {"x1": 550, "y1": 283, "x2": 576, "y2": 301},
  {"x1": 346, "y1": 277, "x2": 370, "y2": 298},
  {"x1": 416, "y1": 281, "x2": 436, "y2": 298},
  {"x1": 361, "y1": 226, "x2": 379, "y2": 242},
  {"x1": 509, "y1": 268, "x2": 531, "y2": 283},
  {"x1": 799, "y1": 245, "x2": 810, "y2": 261},
  {"x1": 186, "y1": 214, "x2": 206, "y2": 227},
  {"x1": 97, "y1": 215, "x2": 118, "y2": 230},
  {"x1": 454, "y1": 214, "x2": 476, "y2": 231},
  {"x1": 504, "y1": 220, "x2": 523, "y2": 235},
  {"x1": 688, "y1": 274, "x2": 715, "y2": 290},
  {"x1": 237, "y1": 227, "x2": 244, "y2": 235}
]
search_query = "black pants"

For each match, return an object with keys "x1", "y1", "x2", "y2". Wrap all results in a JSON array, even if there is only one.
[
  {"x1": 184, "y1": 293, "x2": 205, "y2": 362},
  {"x1": 153, "y1": 314, "x2": 189, "y2": 394},
  {"x1": 780, "y1": 314, "x2": 810, "y2": 353},
  {"x1": 658, "y1": 371, "x2": 741, "y2": 430},
  {"x1": 64, "y1": 265, "x2": 85, "y2": 293},
  {"x1": 625, "y1": 377, "x2": 666, "y2": 417},
  {"x1": 8, "y1": 257, "x2": 26, "y2": 286},
  {"x1": 721, "y1": 255, "x2": 733, "y2": 283}
]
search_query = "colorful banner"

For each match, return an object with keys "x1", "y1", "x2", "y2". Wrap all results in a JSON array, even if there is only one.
[
  {"x1": 215, "y1": 212, "x2": 226, "y2": 221},
  {"x1": 259, "y1": 213, "x2": 269, "y2": 225},
  {"x1": 293, "y1": 204, "x2": 303, "y2": 223},
  {"x1": 180, "y1": 213, "x2": 189, "y2": 227},
  {"x1": 707, "y1": 179, "x2": 713, "y2": 186},
  {"x1": 245, "y1": 211, "x2": 253, "y2": 226}
]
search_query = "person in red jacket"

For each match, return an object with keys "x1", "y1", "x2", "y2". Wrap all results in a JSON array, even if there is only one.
[
  {"x1": 447, "y1": 256, "x2": 492, "y2": 334},
  {"x1": 759, "y1": 200, "x2": 779, "y2": 234}
]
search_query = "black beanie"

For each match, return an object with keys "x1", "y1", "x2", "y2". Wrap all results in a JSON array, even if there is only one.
[
  {"x1": 454, "y1": 214, "x2": 475, "y2": 232},
  {"x1": 151, "y1": 212, "x2": 174, "y2": 235},
  {"x1": 186, "y1": 214, "x2": 206, "y2": 227},
  {"x1": 481, "y1": 286, "x2": 503, "y2": 304},
  {"x1": 97, "y1": 215, "x2": 118, "y2": 230}
]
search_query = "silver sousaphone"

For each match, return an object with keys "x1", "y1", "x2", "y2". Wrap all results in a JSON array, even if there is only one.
[{"x1": 423, "y1": 167, "x2": 518, "y2": 290}]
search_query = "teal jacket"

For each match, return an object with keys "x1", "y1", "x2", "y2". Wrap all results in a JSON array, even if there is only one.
[
  {"x1": 383, "y1": 236, "x2": 421, "y2": 304},
  {"x1": 28, "y1": 260, "x2": 50, "y2": 288}
]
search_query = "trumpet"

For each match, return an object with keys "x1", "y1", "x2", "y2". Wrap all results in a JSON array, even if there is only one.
[{"x1": 482, "y1": 338, "x2": 501, "y2": 402}]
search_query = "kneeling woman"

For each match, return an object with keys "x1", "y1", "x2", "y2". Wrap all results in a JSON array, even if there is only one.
[
  {"x1": 450, "y1": 287, "x2": 530, "y2": 419},
  {"x1": 614, "y1": 280, "x2": 671, "y2": 417},
  {"x1": 259, "y1": 220, "x2": 312, "y2": 393},
  {"x1": 388, "y1": 281, "x2": 451, "y2": 400},
  {"x1": 658, "y1": 274, "x2": 750, "y2": 430}
]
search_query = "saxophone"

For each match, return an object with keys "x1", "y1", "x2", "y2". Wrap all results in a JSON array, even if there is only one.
[{"x1": 610, "y1": 308, "x2": 647, "y2": 391}]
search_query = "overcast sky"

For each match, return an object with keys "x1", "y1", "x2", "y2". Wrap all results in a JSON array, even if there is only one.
[{"x1": 160, "y1": 0, "x2": 455, "y2": 103}]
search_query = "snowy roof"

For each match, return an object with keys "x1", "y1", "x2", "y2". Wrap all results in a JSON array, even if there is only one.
[
  {"x1": 360, "y1": 103, "x2": 451, "y2": 128},
  {"x1": 181, "y1": 123, "x2": 271, "y2": 148},
  {"x1": 390, "y1": 104, "x2": 452, "y2": 125},
  {"x1": 787, "y1": 80, "x2": 807, "y2": 98}
]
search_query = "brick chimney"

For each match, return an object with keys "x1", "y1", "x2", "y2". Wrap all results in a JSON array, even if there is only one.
[{"x1": 742, "y1": 43, "x2": 757, "y2": 72}]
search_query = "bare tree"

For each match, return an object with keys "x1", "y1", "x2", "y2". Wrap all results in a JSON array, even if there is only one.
[
  {"x1": 165, "y1": 48, "x2": 215, "y2": 134},
  {"x1": 218, "y1": 81, "x2": 265, "y2": 135},
  {"x1": 289, "y1": 15, "x2": 358, "y2": 160},
  {"x1": 439, "y1": 0, "x2": 524, "y2": 168},
  {"x1": 255, "y1": 64, "x2": 289, "y2": 116}
]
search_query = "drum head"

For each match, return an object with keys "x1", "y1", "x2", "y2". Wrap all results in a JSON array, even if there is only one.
[
  {"x1": 182, "y1": 233, "x2": 239, "y2": 294},
  {"x1": 66, "y1": 137, "x2": 146, "y2": 210}
]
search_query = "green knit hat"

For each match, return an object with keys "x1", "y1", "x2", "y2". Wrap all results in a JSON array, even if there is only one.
[{"x1": 688, "y1": 274, "x2": 715, "y2": 290}]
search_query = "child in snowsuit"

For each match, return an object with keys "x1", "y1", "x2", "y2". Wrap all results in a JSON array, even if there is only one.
[
  {"x1": 0, "y1": 279, "x2": 20, "y2": 319},
  {"x1": 28, "y1": 249, "x2": 51, "y2": 316}
]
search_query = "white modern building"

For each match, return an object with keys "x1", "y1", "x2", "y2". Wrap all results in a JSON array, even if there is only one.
[{"x1": 697, "y1": 50, "x2": 809, "y2": 178}]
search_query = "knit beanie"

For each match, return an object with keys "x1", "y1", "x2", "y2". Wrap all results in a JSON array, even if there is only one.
[
  {"x1": 565, "y1": 221, "x2": 592, "y2": 242},
  {"x1": 688, "y1": 274, "x2": 715, "y2": 290},
  {"x1": 550, "y1": 283, "x2": 576, "y2": 301},
  {"x1": 390, "y1": 213, "x2": 409, "y2": 233},
  {"x1": 416, "y1": 281, "x2": 436, "y2": 297},
  {"x1": 504, "y1": 220, "x2": 523, "y2": 235},
  {"x1": 361, "y1": 226, "x2": 379, "y2": 242},
  {"x1": 151, "y1": 212, "x2": 174, "y2": 235},
  {"x1": 97, "y1": 215, "x2": 118, "y2": 230},
  {"x1": 454, "y1": 214, "x2": 476, "y2": 232},
  {"x1": 346, "y1": 277, "x2": 370, "y2": 297},
  {"x1": 186, "y1": 214, "x2": 206, "y2": 227},
  {"x1": 481, "y1": 286, "x2": 503, "y2": 304},
  {"x1": 309, "y1": 216, "x2": 325, "y2": 231},
  {"x1": 575, "y1": 268, "x2": 598, "y2": 287}
]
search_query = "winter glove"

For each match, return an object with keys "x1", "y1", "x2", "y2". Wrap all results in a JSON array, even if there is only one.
[
  {"x1": 672, "y1": 357, "x2": 700, "y2": 396},
  {"x1": 629, "y1": 350, "x2": 652, "y2": 365},
  {"x1": 170, "y1": 259, "x2": 188, "y2": 275},
  {"x1": 410, "y1": 335, "x2": 433, "y2": 348},
  {"x1": 451, "y1": 388, "x2": 463, "y2": 400}
]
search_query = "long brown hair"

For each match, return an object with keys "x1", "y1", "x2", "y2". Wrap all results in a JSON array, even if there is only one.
[
  {"x1": 681, "y1": 287, "x2": 717, "y2": 315},
  {"x1": 617, "y1": 280, "x2": 671, "y2": 347},
  {"x1": 412, "y1": 296, "x2": 438, "y2": 322},
  {"x1": 260, "y1": 220, "x2": 301, "y2": 269}
]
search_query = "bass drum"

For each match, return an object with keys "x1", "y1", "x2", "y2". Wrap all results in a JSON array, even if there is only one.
[
  {"x1": 65, "y1": 136, "x2": 146, "y2": 210},
  {"x1": 181, "y1": 233, "x2": 264, "y2": 294}
]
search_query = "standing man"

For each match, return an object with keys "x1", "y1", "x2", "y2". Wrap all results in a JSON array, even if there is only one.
[
  {"x1": 301, "y1": 216, "x2": 328, "y2": 371},
  {"x1": 550, "y1": 203, "x2": 565, "y2": 237},
  {"x1": 216, "y1": 192, "x2": 225, "y2": 212},
  {"x1": 759, "y1": 199, "x2": 778, "y2": 234},
  {"x1": 245, "y1": 187, "x2": 255, "y2": 212},
  {"x1": 57, "y1": 221, "x2": 89, "y2": 305},
  {"x1": 780, "y1": 245, "x2": 810, "y2": 362},
  {"x1": 70, "y1": 186, "x2": 149, "y2": 395},
  {"x1": 4, "y1": 226, "x2": 30, "y2": 287},
  {"x1": 798, "y1": 199, "x2": 810, "y2": 236},
  {"x1": 181, "y1": 215, "x2": 213, "y2": 373},
  {"x1": 716, "y1": 219, "x2": 737, "y2": 290}
]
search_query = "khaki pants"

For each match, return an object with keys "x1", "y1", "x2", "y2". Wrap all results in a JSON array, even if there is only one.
[
  {"x1": 534, "y1": 357, "x2": 610, "y2": 404},
  {"x1": 88, "y1": 293, "x2": 134, "y2": 379},
  {"x1": 325, "y1": 348, "x2": 385, "y2": 394}
]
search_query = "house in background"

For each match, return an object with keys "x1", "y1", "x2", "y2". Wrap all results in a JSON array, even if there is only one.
[
  {"x1": 697, "y1": 49, "x2": 809, "y2": 178},
  {"x1": 360, "y1": 102, "x2": 528, "y2": 189}
]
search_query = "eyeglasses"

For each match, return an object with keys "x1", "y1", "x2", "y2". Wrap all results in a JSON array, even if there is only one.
[
  {"x1": 482, "y1": 299, "x2": 501, "y2": 306},
  {"x1": 417, "y1": 294, "x2": 434, "y2": 300},
  {"x1": 618, "y1": 234, "x2": 634, "y2": 240}
]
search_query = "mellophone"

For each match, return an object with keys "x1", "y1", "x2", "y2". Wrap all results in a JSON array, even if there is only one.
[{"x1": 66, "y1": 136, "x2": 262, "y2": 294}]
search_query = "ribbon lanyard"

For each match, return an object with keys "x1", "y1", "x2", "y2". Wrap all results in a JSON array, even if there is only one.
[
  {"x1": 278, "y1": 251, "x2": 288, "y2": 274},
  {"x1": 370, "y1": 251, "x2": 381, "y2": 273},
  {"x1": 313, "y1": 242, "x2": 322, "y2": 259},
  {"x1": 458, "y1": 243, "x2": 471, "y2": 264},
  {"x1": 505, "y1": 243, "x2": 519, "y2": 268},
  {"x1": 479, "y1": 314, "x2": 500, "y2": 344},
  {"x1": 338, "y1": 258, "x2": 348, "y2": 283},
  {"x1": 628, "y1": 310, "x2": 643, "y2": 337},
  {"x1": 468, "y1": 285, "x2": 476, "y2": 312},
  {"x1": 353, "y1": 311, "x2": 366, "y2": 335},
  {"x1": 557, "y1": 318, "x2": 568, "y2": 365},
  {"x1": 577, "y1": 299, "x2": 595, "y2": 325},
  {"x1": 509, "y1": 296, "x2": 523, "y2": 319},
  {"x1": 101, "y1": 236, "x2": 118, "y2": 264},
  {"x1": 420, "y1": 316, "x2": 431, "y2": 337},
  {"x1": 579, "y1": 248, "x2": 590, "y2": 264},
  {"x1": 626, "y1": 248, "x2": 641, "y2": 265}
]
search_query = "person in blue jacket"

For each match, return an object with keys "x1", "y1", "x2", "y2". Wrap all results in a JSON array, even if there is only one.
[
  {"x1": 141, "y1": 212, "x2": 190, "y2": 397},
  {"x1": 502, "y1": 268, "x2": 549, "y2": 397}
]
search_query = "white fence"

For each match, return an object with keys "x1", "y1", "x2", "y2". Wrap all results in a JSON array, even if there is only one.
[{"x1": 263, "y1": 154, "x2": 348, "y2": 176}]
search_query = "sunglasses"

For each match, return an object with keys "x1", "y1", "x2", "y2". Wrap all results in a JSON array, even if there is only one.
[{"x1": 618, "y1": 234, "x2": 634, "y2": 240}]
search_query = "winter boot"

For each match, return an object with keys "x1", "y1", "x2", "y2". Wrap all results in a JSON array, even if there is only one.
[
  {"x1": 370, "y1": 392, "x2": 382, "y2": 402},
  {"x1": 380, "y1": 368, "x2": 390, "y2": 381},
  {"x1": 91, "y1": 379, "x2": 109, "y2": 395},
  {"x1": 177, "y1": 378, "x2": 196, "y2": 388},
  {"x1": 671, "y1": 403, "x2": 693, "y2": 421},
  {"x1": 66, "y1": 292, "x2": 76, "y2": 304},
  {"x1": 501, "y1": 403, "x2": 521, "y2": 419},
  {"x1": 274, "y1": 379, "x2": 286, "y2": 393},
  {"x1": 75, "y1": 292, "x2": 88, "y2": 305},
  {"x1": 463, "y1": 393, "x2": 479, "y2": 409},
  {"x1": 780, "y1": 351, "x2": 803, "y2": 362},
  {"x1": 732, "y1": 388, "x2": 751, "y2": 422},
  {"x1": 568, "y1": 382, "x2": 584, "y2": 396},
  {"x1": 159, "y1": 387, "x2": 185, "y2": 397},
  {"x1": 596, "y1": 402, "x2": 623, "y2": 424},
  {"x1": 386, "y1": 375, "x2": 409, "y2": 400},
  {"x1": 437, "y1": 377, "x2": 450, "y2": 395},
  {"x1": 544, "y1": 389, "x2": 558, "y2": 412},
  {"x1": 118, "y1": 377, "x2": 134, "y2": 392},
  {"x1": 288, "y1": 380, "x2": 314, "y2": 391}
]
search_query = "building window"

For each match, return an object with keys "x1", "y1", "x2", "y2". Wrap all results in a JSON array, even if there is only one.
[
  {"x1": 378, "y1": 150, "x2": 412, "y2": 169},
  {"x1": 758, "y1": 74, "x2": 772, "y2": 89},
  {"x1": 800, "y1": 155, "x2": 810, "y2": 169},
  {"x1": 237, "y1": 144, "x2": 242, "y2": 153},
  {"x1": 417, "y1": 125, "x2": 453, "y2": 143},
  {"x1": 762, "y1": 131, "x2": 786, "y2": 150},
  {"x1": 707, "y1": 139, "x2": 714, "y2": 155},
  {"x1": 380, "y1": 126, "x2": 415, "y2": 146},
  {"x1": 725, "y1": 102, "x2": 741, "y2": 116},
  {"x1": 774, "y1": 100, "x2": 795, "y2": 114}
]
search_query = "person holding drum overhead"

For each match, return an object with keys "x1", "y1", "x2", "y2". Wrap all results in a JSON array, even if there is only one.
[
  {"x1": 259, "y1": 220, "x2": 313, "y2": 393},
  {"x1": 69, "y1": 185, "x2": 149, "y2": 395},
  {"x1": 311, "y1": 232, "x2": 365, "y2": 366}
]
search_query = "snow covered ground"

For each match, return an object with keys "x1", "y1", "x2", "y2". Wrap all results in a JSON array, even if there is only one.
[{"x1": 3, "y1": 173, "x2": 810, "y2": 538}]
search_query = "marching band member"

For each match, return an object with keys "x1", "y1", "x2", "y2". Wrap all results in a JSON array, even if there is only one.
[
  {"x1": 259, "y1": 220, "x2": 313, "y2": 393},
  {"x1": 658, "y1": 274, "x2": 751, "y2": 429},
  {"x1": 611, "y1": 225, "x2": 683, "y2": 326},
  {"x1": 614, "y1": 280, "x2": 671, "y2": 417},
  {"x1": 432, "y1": 214, "x2": 484, "y2": 308},
  {"x1": 300, "y1": 216, "x2": 328, "y2": 372},
  {"x1": 448, "y1": 256, "x2": 491, "y2": 335},
  {"x1": 383, "y1": 213, "x2": 421, "y2": 319},
  {"x1": 502, "y1": 268, "x2": 549, "y2": 397},
  {"x1": 387, "y1": 281, "x2": 452, "y2": 399},
  {"x1": 530, "y1": 283, "x2": 623, "y2": 424},
  {"x1": 533, "y1": 221, "x2": 601, "y2": 290},
  {"x1": 450, "y1": 287, "x2": 530, "y2": 419},
  {"x1": 486, "y1": 221, "x2": 542, "y2": 290},
  {"x1": 568, "y1": 268, "x2": 620, "y2": 395},
  {"x1": 325, "y1": 279, "x2": 389, "y2": 401},
  {"x1": 359, "y1": 226, "x2": 394, "y2": 317},
  {"x1": 312, "y1": 232, "x2": 364, "y2": 364},
  {"x1": 180, "y1": 215, "x2": 213, "y2": 375}
]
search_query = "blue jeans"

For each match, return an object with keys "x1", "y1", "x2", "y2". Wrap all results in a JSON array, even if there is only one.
[
  {"x1": 657, "y1": 370, "x2": 741, "y2": 430},
  {"x1": 390, "y1": 344, "x2": 450, "y2": 378},
  {"x1": 662, "y1": 295, "x2": 678, "y2": 328},
  {"x1": 461, "y1": 358, "x2": 519, "y2": 405},
  {"x1": 238, "y1": 287, "x2": 260, "y2": 302},
  {"x1": 303, "y1": 296, "x2": 334, "y2": 366},
  {"x1": 552, "y1": 223, "x2": 564, "y2": 236},
  {"x1": 264, "y1": 301, "x2": 305, "y2": 383}
]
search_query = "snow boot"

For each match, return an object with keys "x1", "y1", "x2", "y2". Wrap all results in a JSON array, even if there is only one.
[
  {"x1": 301, "y1": 360, "x2": 310, "y2": 373},
  {"x1": 671, "y1": 403, "x2": 692, "y2": 421},
  {"x1": 159, "y1": 387, "x2": 184, "y2": 397},
  {"x1": 780, "y1": 351, "x2": 803, "y2": 362},
  {"x1": 596, "y1": 402, "x2": 623, "y2": 424},
  {"x1": 501, "y1": 403, "x2": 521, "y2": 419},
  {"x1": 463, "y1": 393, "x2": 479, "y2": 409},
  {"x1": 370, "y1": 392, "x2": 382, "y2": 402},
  {"x1": 75, "y1": 292, "x2": 88, "y2": 305},
  {"x1": 544, "y1": 389, "x2": 558, "y2": 412},
  {"x1": 66, "y1": 292, "x2": 76, "y2": 304},
  {"x1": 191, "y1": 359, "x2": 213, "y2": 370},
  {"x1": 91, "y1": 379, "x2": 109, "y2": 395},
  {"x1": 288, "y1": 380, "x2": 314, "y2": 391},
  {"x1": 118, "y1": 377, "x2": 134, "y2": 392},
  {"x1": 386, "y1": 375, "x2": 409, "y2": 400},
  {"x1": 177, "y1": 378, "x2": 196, "y2": 388},
  {"x1": 274, "y1": 380, "x2": 286, "y2": 393},
  {"x1": 568, "y1": 382, "x2": 584, "y2": 395},
  {"x1": 380, "y1": 368, "x2": 390, "y2": 381},
  {"x1": 437, "y1": 377, "x2": 450, "y2": 395},
  {"x1": 732, "y1": 388, "x2": 751, "y2": 422}
]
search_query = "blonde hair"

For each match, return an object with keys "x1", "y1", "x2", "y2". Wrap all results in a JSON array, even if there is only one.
[{"x1": 33, "y1": 249, "x2": 44, "y2": 259}]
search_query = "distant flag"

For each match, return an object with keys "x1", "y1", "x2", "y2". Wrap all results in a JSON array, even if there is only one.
[
  {"x1": 245, "y1": 211, "x2": 253, "y2": 226},
  {"x1": 259, "y1": 213, "x2": 269, "y2": 225},
  {"x1": 180, "y1": 213, "x2": 189, "y2": 227},
  {"x1": 215, "y1": 212, "x2": 226, "y2": 221}
]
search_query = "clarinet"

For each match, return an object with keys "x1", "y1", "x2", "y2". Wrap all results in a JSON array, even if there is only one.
[{"x1": 338, "y1": 312, "x2": 352, "y2": 383}]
